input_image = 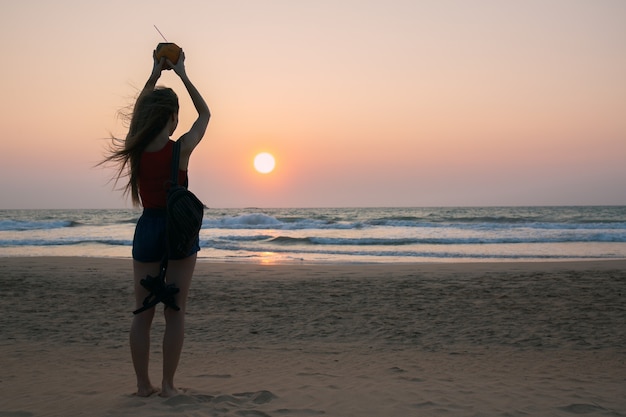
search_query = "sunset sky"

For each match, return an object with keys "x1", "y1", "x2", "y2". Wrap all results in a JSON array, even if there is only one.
[{"x1": 1, "y1": 0, "x2": 625, "y2": 209}]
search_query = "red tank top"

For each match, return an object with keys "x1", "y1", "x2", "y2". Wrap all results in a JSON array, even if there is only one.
[{"x1": 138, "y1": 140, "x2": 188, "y2": 209}]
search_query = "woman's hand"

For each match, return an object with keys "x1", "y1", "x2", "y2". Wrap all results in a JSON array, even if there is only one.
[
  {"x1": 150, "y1": 50, "x2": 166, "y2": 80},
  {"x1": 167, "y1": 50, "x2": 187, "y2": 79}
]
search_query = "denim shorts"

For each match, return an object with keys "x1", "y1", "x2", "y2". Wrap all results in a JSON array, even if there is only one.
[{"x1": 132, "y1": 208, "x2": 200, "y2": 262}]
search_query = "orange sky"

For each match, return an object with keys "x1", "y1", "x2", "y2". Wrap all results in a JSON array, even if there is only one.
[{"x1": 1, "y1": 0, "x2": 625, "y2": 208}]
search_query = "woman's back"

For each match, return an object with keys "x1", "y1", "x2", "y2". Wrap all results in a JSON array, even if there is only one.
[{"x1": 138, "y1": 140, "x2": 188, "y2": 209}]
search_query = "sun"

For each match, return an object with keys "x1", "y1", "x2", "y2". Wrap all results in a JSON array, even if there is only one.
[{"x1": 253, "y1": 152, "x2": 276, "y2": 174}]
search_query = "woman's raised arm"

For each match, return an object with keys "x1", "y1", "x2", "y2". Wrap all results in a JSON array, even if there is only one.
[{"x1": 168, "y1": 51, "x2": 211, "y2": 158}]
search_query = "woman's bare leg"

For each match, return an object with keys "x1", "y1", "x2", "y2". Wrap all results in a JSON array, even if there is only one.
[
  {"x1": 130, "y1": 260, "x2": 160, "y2": 396},
  {"x1": 160, "y1": 253, "x2": 197, "y2": 397}
]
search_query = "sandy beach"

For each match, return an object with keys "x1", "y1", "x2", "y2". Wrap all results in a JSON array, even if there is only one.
[{"x1": 1, "y1": 257, "x2": 624, "y2": 417}]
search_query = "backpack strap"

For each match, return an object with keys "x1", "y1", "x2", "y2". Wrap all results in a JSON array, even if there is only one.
[
  {"x1": 163, "y1": 140, "x2": 182, "y2": 266},
  {"x1": 170, "y1": 140, "x2": 181, "y2": 187}
]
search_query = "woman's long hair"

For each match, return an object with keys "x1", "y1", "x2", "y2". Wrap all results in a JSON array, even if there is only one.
[{"x1": 101, "y1": 87, "x2": 179, "y2": 206}]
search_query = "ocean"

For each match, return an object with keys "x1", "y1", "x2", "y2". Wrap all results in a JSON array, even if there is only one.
[{"x1": 1, "y1": 206, "x2": 625, "y2": 263}]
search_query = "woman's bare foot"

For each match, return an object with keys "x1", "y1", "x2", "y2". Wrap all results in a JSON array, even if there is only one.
[
  {"x1": 136, "y1": 385, "x2": 159, "y2": 397},
  {"x1": 159, "y1": 383, "x2": 179, "y2": 398}
]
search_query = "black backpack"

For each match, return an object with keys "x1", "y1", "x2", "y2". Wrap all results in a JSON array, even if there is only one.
[{"x1": 166, "y1": 140, "x2": 204, "y2": 259}]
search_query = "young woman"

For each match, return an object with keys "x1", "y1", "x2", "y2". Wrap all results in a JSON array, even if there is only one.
[{"x1": 103, "y1": 49, "x2": 210, "y2": 397}]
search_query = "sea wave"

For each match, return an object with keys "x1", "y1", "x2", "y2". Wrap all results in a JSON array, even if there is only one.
[
  {"x1": 204, "y1": 213, "x2": 357, "y2": 230},
  {"x1": 262, "y1": 233, "x2": 626, "y2": 246},
  {"x1": 207, "y1": 241, "x2": 622, "y2": 261},
  {"x1": 0, "y1": 220, "x2": 80, "y2": 231},
  {"x1": 0, "y1": 238, "x2": 130, "y2": 247},
  {"x1": 365, "y1": 218, "x2": 626, "y2": 230},
  {"x1": 4, "y1": 231, "x2": 622, "y2": 250},
  {"x1": 202, "y1": 212, "x2": 626, "y2": 232}
]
